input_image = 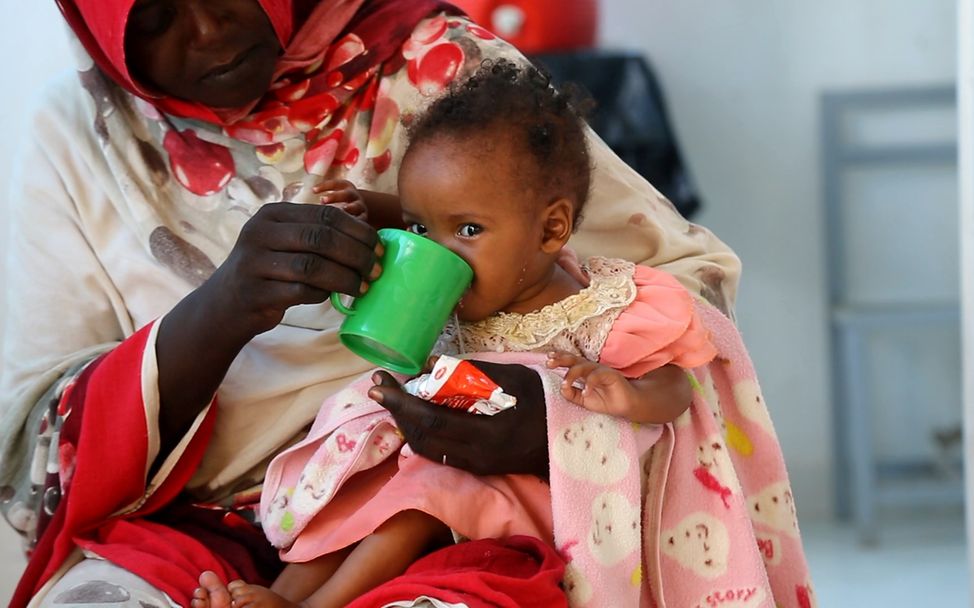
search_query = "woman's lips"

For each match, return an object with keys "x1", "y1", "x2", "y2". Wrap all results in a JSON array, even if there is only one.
[{"x1": 200, "y1": 45, "x2": 259, "y2": 83}]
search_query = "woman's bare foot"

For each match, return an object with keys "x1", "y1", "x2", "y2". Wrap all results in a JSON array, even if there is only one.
[
  {"x1": 230, "y1": 582, "x2": 301, "y2": 608},
  {"x1": 191, "y1": 571, "x2": 237, "y2": 608}
]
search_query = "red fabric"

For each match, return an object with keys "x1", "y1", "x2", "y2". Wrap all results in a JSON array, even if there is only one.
[
  {"x1": 55, "y1": 0, "x2": 290, "y2": 103},
  {"x1": 79, "y1": 518, "x2": 243, "y2": 606},
  {"x1": 11, "y1": 322, "x2": 219, "y2": 608},
  {"x1": 56, "y1": 0, "x2": 454, "y2": 125},
  {"x1": 57, "y1": 0, "x2": 292, "y2": 98},
  {"x1": 346, "y1": 535, "x2": 568, "y2": 608}
]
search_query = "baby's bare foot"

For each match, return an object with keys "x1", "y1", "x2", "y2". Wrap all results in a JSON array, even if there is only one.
[
  {"x1": 190, "y1": 585, "x2": 210, "y2": 608},
  {"x1": 229, "y1": 582, "x2": 300, "y2": 608},
  {"x1": 195, "y1": 571, "x2": 234, "y2": 608}
]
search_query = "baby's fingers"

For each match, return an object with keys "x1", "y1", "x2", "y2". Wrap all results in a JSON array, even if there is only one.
[
  {"x1": 561, "y1": 359, "x2": 600, "y2": 392},
  {"x1": 324, "y1": 201, "x2": 368, "y2": 221},
  {"x1": 313, "y1": 178, "x2": 355, "y2": 194},
  {"x1": 319, "y1": 189, "x2": 361, "y2": 205},
  {"x1": 546, "y1": 351, "x2": 584, "y2": 369},
  {"x1": 579, "y1": 366, "x2": 623, "y2": 393}
]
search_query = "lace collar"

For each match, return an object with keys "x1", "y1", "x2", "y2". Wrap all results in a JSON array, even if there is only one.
[{"x1": 457, "y1": 257, "x2": 638, "y2": 352}]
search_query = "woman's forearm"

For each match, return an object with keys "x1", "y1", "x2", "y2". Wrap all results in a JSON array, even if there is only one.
[{"x1": 153, "y1": 284, "x2": 254, "y2": 466}]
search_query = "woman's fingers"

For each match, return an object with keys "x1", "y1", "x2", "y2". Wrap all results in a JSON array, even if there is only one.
[
  {"x1": 260, "y1": 201, "x2": 378, "y2": 251},
  {"x1": 370, "y1": 371, "x2": 482, "y2": 443},
  {"x1": 202, "y1": 201, "x2": 383, "y2": 336},
  {"x1": 439, "y1": 361, "x2": 549, "y2": 477},
  {"x1": 247, "y1": 212, "x2": 381, "y2": 282},
  {"x1": 369, "y1": 371, "x2": 475, "y2": 457},
  {"x1": 249, "y1": 248, "x2": 372, "y2": 296},
  {"x1": 368, "y1": 369, "x2": 545, "y2": 476},
  {"x1": 555, "y1": 246, "x2": 590, "y2": 287}
]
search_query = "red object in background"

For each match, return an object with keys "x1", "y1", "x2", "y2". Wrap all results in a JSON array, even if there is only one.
[{"x1": 450, "y1": 0, "x2": 598, "y2": 54}]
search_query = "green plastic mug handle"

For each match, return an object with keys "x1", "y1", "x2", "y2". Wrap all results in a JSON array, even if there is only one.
[{"x1": 330, "y1": 291, "x2": 356, "y2": 316}]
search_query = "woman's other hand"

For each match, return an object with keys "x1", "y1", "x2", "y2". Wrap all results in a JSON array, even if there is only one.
[
  {"x1": 556, "y1": 246, "x2": 590, "y2": 287},
  {"x1": 368, "y1": 361, "x2": 549, "y2": 478}
]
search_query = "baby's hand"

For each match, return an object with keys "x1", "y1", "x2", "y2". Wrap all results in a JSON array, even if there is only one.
[
  {"x1": 546, "y1": 351, "x2": 638, "y2": 417},
  {"x1": 314, "y1": 179, "x2": 368, "y2": 221}
]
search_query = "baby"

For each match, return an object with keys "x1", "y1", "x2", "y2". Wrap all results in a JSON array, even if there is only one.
[{"x1": 195, "y1": 58, "x2": 715, "y2": 608}]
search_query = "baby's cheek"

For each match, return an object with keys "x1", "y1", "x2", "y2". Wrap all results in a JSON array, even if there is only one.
[
  {"x1": 456, "y1": 284, "x2": 505, "y2": 322},
  {"x1": 454, "y1": 294, "x2": 487, "y2": 322}
]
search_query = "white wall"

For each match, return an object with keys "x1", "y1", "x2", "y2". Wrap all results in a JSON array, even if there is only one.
[
  {"x1": 0, "y1": 1, "x2": 73, "y2": 602},
  {"x1": 600, "y1": 0, "x2": 956, "y2": 517},
  {"x1": 0, "y1": 0, "x2": 73, "y2": 344}
]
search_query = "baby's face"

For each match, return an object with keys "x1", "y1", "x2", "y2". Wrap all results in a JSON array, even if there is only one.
[{"x1": 397, "y1": 134, "x2": 552, "y2": 322}]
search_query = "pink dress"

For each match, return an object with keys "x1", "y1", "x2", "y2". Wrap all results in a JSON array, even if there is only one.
[{"x1": 259, "y1": 257, "x2": 716, "y2": 562}]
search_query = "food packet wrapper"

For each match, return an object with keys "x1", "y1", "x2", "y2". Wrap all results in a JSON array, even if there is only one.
[{"x1": 403, "y1": 355, "x2": 517, "y2": 416}]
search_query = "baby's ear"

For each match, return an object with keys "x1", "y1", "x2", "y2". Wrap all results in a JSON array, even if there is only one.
[{"x1": 540, "y1": 197, "x2": 575, "y2": 254}]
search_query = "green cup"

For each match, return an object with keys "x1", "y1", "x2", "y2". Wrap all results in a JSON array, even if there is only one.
[{"x1": 330, "y1": 228, "x2": 473, "y2": 375}]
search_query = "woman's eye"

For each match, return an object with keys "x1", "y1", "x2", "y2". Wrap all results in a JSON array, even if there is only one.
[
  {"x1": 457, "y1": 224, "x2": 483, "y2": 238},
  {"x1": 406, "y1": 223, "x2": 428, "y2": 235},
  {"x1": 130, "y1": 2, "x2": 176, "y2": 37}
]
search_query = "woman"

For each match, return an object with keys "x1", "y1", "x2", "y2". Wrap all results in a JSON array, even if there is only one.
[{"x1": 0, "y1": 0, "x2": 741, "y2": 606}]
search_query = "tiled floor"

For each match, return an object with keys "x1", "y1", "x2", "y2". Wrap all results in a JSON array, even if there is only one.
[
  {"x1": 802, "y1": 509, "x2": 969, "y2": 607},
  {"x1": 1, "y1": 510, "x2": 968, "y2": 606}
]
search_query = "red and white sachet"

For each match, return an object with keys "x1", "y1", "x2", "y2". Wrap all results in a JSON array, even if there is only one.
[{"x1": 403, "y1": 356, "x2": 517, "y2": 415}]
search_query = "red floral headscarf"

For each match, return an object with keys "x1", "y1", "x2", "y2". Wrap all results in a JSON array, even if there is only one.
[{"x1": 55, "y1": 0, "x2": 454, "y2": 125}]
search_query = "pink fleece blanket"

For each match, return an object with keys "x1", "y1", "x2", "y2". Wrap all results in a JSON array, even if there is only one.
[
  {"x1": 538, "y1": 301, "x2": 816, "y2": 608},
  {"x1": 260, "y1": 301, "x2": 815, "y2": 607}
]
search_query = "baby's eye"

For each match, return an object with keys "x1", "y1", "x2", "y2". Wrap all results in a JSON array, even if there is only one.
[
  {"x1": 406, "y1": 223, "x2": 428, "y2": 235},
  {"x1": 457, "y1": 224, "x2": 483, "y2": 238}
]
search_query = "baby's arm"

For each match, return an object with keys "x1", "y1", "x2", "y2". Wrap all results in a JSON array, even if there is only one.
[
  {"x1": 546, "y1": 352, "x2": 692, "y2": 424},
  {"x1": 314, "y1": 179, "x2": 403, "y2": 229}
]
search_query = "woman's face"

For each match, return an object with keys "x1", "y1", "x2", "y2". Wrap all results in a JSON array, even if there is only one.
[
  {"x1": 398, "y1": 134, "x2": 556, "y2": 323},
  {"x1": 125, "y1": 0, "x2": 282, "y2": 108}
]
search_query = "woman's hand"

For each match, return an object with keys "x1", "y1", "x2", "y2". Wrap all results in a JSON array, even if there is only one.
[
  {"x1": 556, "y1": 246, "x2": 590, "y2": 287},
  {"x1": 202, "y1": 201, "x2": 381, "y2": 340},
  {"x1": 154, "y1": 202, "x2": 381, "y2": 465},
  {"x1": 368, "y1": 361, "x2": 549, "y2": 478}
]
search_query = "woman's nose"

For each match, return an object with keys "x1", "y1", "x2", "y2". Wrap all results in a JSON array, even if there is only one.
[{"x1": 182, "y1": 2, "x2": 224, "y2": 48}]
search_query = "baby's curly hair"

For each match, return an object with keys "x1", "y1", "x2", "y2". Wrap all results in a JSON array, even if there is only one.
[{"x1": 406, "y1": 58, "x2": 592, "y2": 223}]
